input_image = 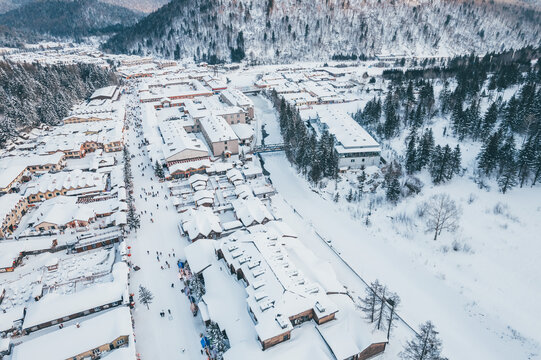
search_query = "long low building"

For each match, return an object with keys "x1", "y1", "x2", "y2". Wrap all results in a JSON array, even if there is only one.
[
  {"x1": 216, "y1": 230, "x2": 339, "y2": 350},
  {"x1": 23, "y1": 169, "x2": 108, "y2": 203},
  {"x1": 22, "y1": 262, "x2": 129, "y2": 333},
  {"x1": 158, "y1": 120, "x2": 210, "y2": 167},
  {"x1": 12, "y1": 307, "x2": 135, "y2": 360},
  {"x1": 304, "y1": 107, "x2": 381, "y2": 169}
]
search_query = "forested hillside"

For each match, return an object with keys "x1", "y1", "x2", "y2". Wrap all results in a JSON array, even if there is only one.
[
  {"x1": 0, "y1": 61, "x2": 117, "y2": 146},
  {"x1": 102, "y1": 0, "x2": 541, "y2": 63},
  {"x1": 0, "y1": 24, "x2": 47, "y2": 47},
  {"x1": 353, "y1": 48, "x2": 541, "y2": 195},
  {"x1": 0, "y1": 0, "x2": 142, "y2": 38}
]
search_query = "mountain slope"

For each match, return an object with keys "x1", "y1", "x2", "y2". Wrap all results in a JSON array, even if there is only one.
[
  {"x1": 0, "y1": 0, "x2": 143, "y2": 37},
  {"x1": 102, "y1": 0, "x2": 541, "y2": 63}
]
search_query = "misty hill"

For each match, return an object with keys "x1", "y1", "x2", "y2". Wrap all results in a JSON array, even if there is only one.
[{"x1": 0, "y1": 0, "x2": 143, "y2": 37}]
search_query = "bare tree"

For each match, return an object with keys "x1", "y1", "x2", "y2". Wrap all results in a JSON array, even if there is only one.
[
  {"x1": 425, "y1": 194, "x2": 460, "y2": 241},
  {"x1": 400, "y1": 321, "x2": 447, "y2": 360}
]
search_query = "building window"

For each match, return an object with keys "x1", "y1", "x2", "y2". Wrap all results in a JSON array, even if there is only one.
[{"x1": 116, "y1": 339, "x2": 125, "y2": 346}]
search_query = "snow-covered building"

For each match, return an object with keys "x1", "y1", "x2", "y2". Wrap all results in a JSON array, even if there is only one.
[
  {"x1": 23, "y1": 169, "x2": 108, "y2": 203},
  {"x1": 0, "y1": 194, "x2": 28, "y2": 238},
  {"x1": 12, "y1": 307, "x2": 135, "y2": 360},
  {"x1": 89, "y1": 85, "x2": 119, "y2": 101},
  {"x1": 180, "y1": 208, "x2": 222, "y2": 241},
  {"x1": 199, "y1": 115, "x2": 239, "y2": 157},
  {"x1": 216, "y1": 230, "x2": 339, "y2": 350},
  {"x1": 232, "y1": 197, "x2": 274, "y2": 227},
  {"x1": 22, "y1": 262, "x2": 129, "y2": 334},
  {"x1": 158, "y1": 120, "x2": 209, "y2": 167},
  {"x1": 306, "y1": 107, "x2": 381, "y2": 169},
  {"x1": 220, "y1": 89, "x2": 255, "y2": 119}
]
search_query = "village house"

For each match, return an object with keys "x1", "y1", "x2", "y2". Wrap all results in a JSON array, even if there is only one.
[
  {"x1": 89, "y1": 85, "x2": 119, "y2": 101},
  {"x1": 180, "y1": 208, "x2": 222, "y2": 242},
  {"x1": 199, "y1": 115, "x2": 239, "y2": 157},
  {"x1": 0, "y1": 194, "x2": 29, "y2": 238},
  {"x1": 220, "y1": 89, "x2": 255, "y2": 120},
  {"x1": 0, "y1": 152, "x2": 66, "y2": 193},
  {"x1": 23, "y1": 169, "x2": 108, "y2": 204},
  {"x1": 232, "y1": 197, "x2": 274, "y2": 227},
  {"x1": 12, "y1": 307, "x2": 135, "y2": 360},
  {"x1": 21, "y1": 262, "x2": 129, "y2": 334}
]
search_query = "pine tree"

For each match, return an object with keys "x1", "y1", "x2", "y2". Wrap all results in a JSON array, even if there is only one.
[
  {"x1": 138, "y1": 285, "x2": 154, "y2": 310},
  {"x1": 405, "y1": 133, "x2": 417, "y2": 174},
  {"x1": 383, "y1": 91, "x2": 399, "y2": 139},
  {"x1": 154, "y1": 160, "x2": 165, "y2": 179},
  {"x1": 358, "y1": 170, "x2": 367, "y2": 194},
  {"x1": 480, "y1": 102, "x2": 498, "y2": 138},
  {"x1": 429, "y1": 145, "x2": 454, "y2": 184},
  {"x1": 477, "y1": 130, "x2": 502, "y2": 176},
  {"x1": 400, "y1": 321, "x2": 447, "y2": 360},
  {"x1": 451, "y1": 145, "x2": 462, "y2": 175},
  {"x1": 417, "y1": 129, "x2": 434, "y2": 171},
  {"x1": 346, "y1": 189, "x2": 353, "y2": 202},
  {"x1": 498, "y1": 159, "x2": 518, "y2": 194},
  {"x1": 386, "y1": 177, "x2": 401, "y2": 203},
  {"x1": 517, "y1": 137, "x2": 534, "y2": 187}
]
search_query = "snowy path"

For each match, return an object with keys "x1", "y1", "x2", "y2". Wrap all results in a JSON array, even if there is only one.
[{"x1": 124, "y1": 94, "x2": 206, "y2": 360}]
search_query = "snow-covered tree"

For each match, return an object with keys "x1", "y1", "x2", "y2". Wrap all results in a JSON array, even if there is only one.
[
  {"x1": 400, "y1": 321, "x2": 447, "y2": 360},
  {"x1": 425, "y1": 194, "x2": 460, "y2": 241},
  {"x1": 138, "y1": 285, "x2": 154, "y2": 310}
]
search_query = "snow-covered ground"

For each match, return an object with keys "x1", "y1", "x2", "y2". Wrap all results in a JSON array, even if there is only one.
[{"x1": 253, "y1": 96, "x2": 541, "y2": 359}]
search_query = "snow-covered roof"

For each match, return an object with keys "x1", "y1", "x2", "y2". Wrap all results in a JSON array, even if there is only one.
[
  {"x1": 158, "y1": 120, "x2": 208, "y2": 162},
  {"x1": 22, "y1": 262, "x2": 129, "y2": 330},
  {"x1": 27, "y1": 196, "x2": 97, "y2": 227},
  {"x1": 169, "y1": 159, "x2": 211, "y2": 174},
  {"x1": 199, "y1": 115, "x2": 239, "y2": 143},
  {"x1": 180, "y1": 208, "x2": 222, "y2": 241},
  {"x1": 24, "y1": 169, "x2": 107, "y2": 197},
  {"x1": 221, "y1": 89, "x2": 254, "y2": 108},
  {"x1": 218, "y1": 229, "x2": 339, "y2": 342},
  {"x1": 231, "y1": 123, "x2": 254, "y2": 140},
  {"x1": 0, "y1": 306, "x2": 24, "y2": 332},
  {"x1": 90, "y1": 85, "x2": 118, "y2": 100},
  {"x1": 232, "y1": 197, "x2": 274, "y2": 226},
  {"x1": 184, "y1": 239, "x2": 216, "y2": 273},
  {"x1": 13, "y1": 307, "x2": 133, "y2": 360},
  {"x1": 304, "y1": 107, "x2": 380, "y2": 154}
]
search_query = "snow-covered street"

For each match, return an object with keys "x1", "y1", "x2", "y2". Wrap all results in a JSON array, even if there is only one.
[{"x1": 124, "y1": 92, "x2": 206, "y2": 360}]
